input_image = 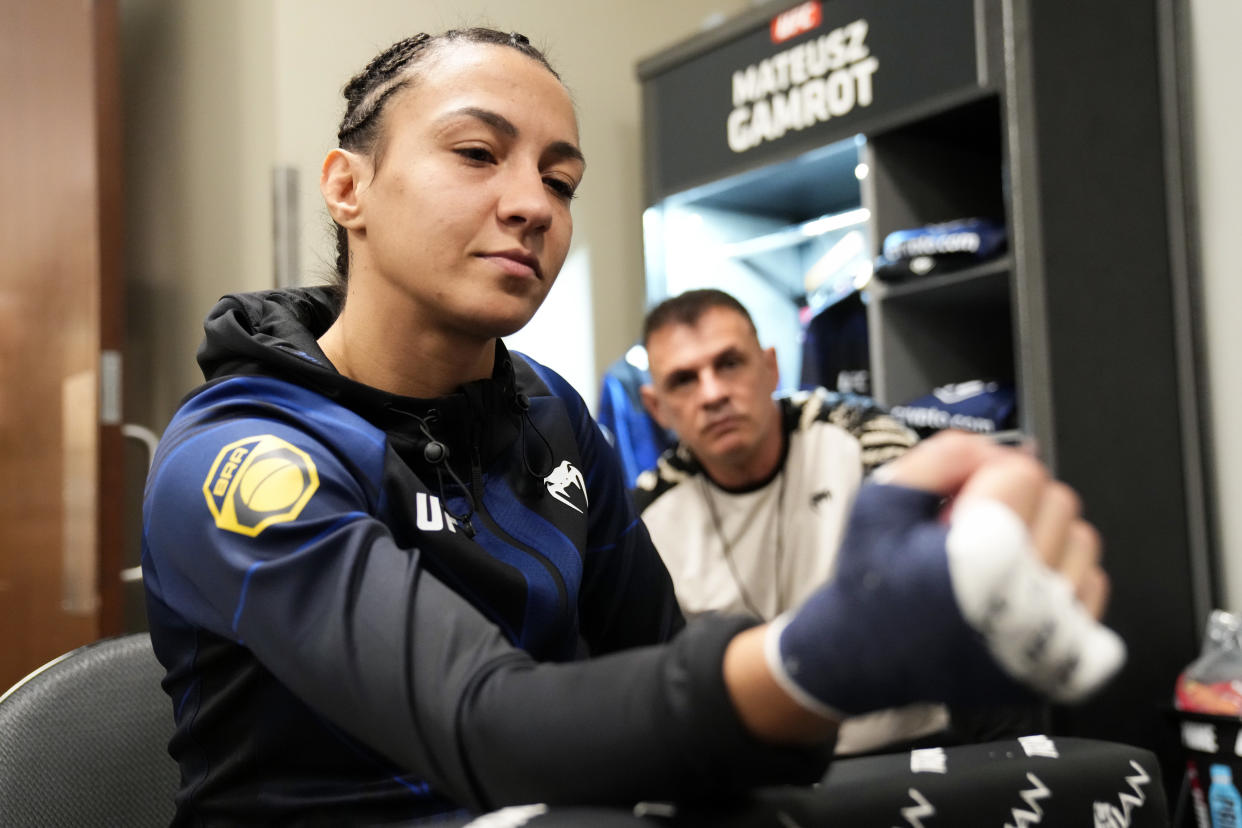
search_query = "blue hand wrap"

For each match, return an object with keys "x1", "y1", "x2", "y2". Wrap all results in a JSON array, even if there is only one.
[{"x1": 766, "y1": 482, "x2": 1125, "y2": 718}]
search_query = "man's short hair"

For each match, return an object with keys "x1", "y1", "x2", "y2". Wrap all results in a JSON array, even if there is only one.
[{"x1": 642, "y1": 289, "x2": 757, "y2": 347}]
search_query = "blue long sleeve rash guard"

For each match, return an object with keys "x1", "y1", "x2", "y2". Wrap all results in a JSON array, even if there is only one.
[{"x1": 142, "y1": 288, "x2": 831, "y2": 825}]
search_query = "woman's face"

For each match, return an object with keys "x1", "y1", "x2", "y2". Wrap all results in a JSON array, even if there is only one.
[{"x1": 354, "y1": 42, "x2": 584, "y2": 340}]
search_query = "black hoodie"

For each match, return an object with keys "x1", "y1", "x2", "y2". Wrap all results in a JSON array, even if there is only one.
[{"x1": 142, "y1": 288, "x2": 832, "y2": 825}]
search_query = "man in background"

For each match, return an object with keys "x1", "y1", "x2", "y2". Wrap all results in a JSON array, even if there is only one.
[{"x1": 634, "y1": 288, "x2": 1036, "y2": 754}]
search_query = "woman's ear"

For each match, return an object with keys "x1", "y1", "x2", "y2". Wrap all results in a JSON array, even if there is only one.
[{"x1": 321, "y1": 148, "x2": 367, "y2": 230}]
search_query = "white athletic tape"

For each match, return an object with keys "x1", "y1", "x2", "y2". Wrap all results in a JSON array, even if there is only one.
[{"x1": 945, "y1": 497, "x2": 1126, "y2": 702}]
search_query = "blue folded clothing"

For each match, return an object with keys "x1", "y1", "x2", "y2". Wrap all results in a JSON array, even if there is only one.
[
  {"x1": 875, "y1": 218, "x2": 1007, "y2": 282},
  {"x1": 890, "y1": 379, "x2": 1016, "y2": 436}
]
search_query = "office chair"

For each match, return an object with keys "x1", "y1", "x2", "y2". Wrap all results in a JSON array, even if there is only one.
[{"x1": 0, "y1": 632, "x2": 178, "y2": 827}]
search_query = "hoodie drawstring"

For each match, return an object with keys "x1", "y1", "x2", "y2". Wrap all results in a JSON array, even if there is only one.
[
  {"x1": 389, "y1": 383, "x2": 558, "y2": 529},
  {"x1": 513, "y1": 392, "x2": 554, "y2": 481},
  {"x1": 404, "y1": 409, "x2": 476, "y2": 538}
]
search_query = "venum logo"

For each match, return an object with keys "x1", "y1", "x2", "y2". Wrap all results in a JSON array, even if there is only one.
[
  {"x1": 1092, "y1": 761, "x2": 1151, "y2": 828},
  {"x1": 1004, "y1": 773, "x2": 1051, "y2": 828},
  {"x1": 203, "y1": 434, "x2": 319, "y2": 537},
  {"x1": 899, "y1": 788, "x2": 935, "y2": 827},
  {"x1": 544, "y1": 460, "x2": 588, "y2": 514}
]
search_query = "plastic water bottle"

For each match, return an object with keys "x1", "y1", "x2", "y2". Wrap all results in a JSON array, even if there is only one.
[{"x1": 1209, "y1": 763, "x2": 1242, "y2": 828}]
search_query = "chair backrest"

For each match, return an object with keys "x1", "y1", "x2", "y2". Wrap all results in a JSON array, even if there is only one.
[{"x1": 0, "y1": 632, "x2": 178, "y2": 827}]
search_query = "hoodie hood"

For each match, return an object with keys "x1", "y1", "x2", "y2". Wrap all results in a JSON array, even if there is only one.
[
  {"x1": 198, "y1": 286, "x2": 340, "y2": 383},
  {"x1": 194, "y1": 287, "x2": 534, "y2": 483}
]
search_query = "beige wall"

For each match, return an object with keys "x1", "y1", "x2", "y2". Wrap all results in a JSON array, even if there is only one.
[
  {"x1": 121, "y1": 0, "x2": 275, "y2": 433},
  {"x1": 122, "y1": 0, "x2": 752, "y2": 433}
]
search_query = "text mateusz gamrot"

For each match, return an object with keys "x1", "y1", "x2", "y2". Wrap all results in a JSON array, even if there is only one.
[{"x1": 727, "y1": 19, "x2": 877, "y2": 154}]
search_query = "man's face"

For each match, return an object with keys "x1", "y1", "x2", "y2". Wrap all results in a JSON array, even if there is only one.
[{"x1": 642, "y1": 306, "x2": 780, "y2": 471}]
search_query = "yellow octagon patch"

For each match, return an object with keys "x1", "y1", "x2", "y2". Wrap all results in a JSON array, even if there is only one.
[{"x1": 202, "y1": 434, "x2": 319, "y2": 537}]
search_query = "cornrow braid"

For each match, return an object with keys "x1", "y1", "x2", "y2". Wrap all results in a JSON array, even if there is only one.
[
  {"x1": 337, "y1": 33, "x2": 433, "y2": 147},
  {"x1": 330, "y1": 28, "x2": 561, "y2": 288}
]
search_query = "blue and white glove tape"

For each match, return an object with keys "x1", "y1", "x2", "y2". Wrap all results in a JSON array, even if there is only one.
[{"x1": 764, "y1": 483, "x2": 1126, "y2": 719}]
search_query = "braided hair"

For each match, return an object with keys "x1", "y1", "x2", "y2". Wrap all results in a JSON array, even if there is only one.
[{"x1": 330, "y1": 29, "x2": 560, "y2": 288}]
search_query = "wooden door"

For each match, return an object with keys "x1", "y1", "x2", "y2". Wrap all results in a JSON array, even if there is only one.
[{"x1": 0, "y1": 0, "x2": 125, "y2": 689}]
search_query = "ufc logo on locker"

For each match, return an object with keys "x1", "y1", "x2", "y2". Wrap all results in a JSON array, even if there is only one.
[{"x1": 771, "y1": 1, "x2": 822, "y2": 44}]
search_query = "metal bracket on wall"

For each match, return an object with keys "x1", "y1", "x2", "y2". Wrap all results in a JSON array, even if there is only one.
[{"x1": 273, "y1": 165, "x2": 300, "y2": 289}]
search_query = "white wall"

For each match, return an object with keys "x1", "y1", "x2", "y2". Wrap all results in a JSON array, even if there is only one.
[
  {"x1": 1189, "y1": 0, "x2": 1242, "y2": 611},
  {"x1": 653, "y1": 204, "x2": 806, "y2": 389},
  {"x1": 122, "y1": 0, "x2": 755, "y2": 433}
]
